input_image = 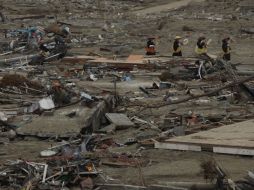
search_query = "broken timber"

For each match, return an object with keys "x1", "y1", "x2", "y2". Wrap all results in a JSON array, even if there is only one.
[
  {"x1": 145, "y1": 75, "x2": 254, "y2": 108},
  {"x1": 155, "y1": 119, "x2": 254, "y2": 156},
  {"x1": 61, "y1": 55, "x2": 165, "y2": 70},
  {"x1": 61, "y1": 56, "x2": 99, "y2": 64},
  {"x1": 97, "y1": 183, "x2": 215, "y2": 190},
  {"x1": 11, "y1": 15, "x2": 49, "y2": 20}
]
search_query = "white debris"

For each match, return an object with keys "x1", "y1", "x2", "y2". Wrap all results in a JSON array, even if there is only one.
[{"x1": 39, "y1": 96, "x2": 55, "y2": 110}]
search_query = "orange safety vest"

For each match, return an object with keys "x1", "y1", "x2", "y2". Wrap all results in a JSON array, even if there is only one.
[{"x1": 145, "y1": 46, "x2": 155, "y2": 54}]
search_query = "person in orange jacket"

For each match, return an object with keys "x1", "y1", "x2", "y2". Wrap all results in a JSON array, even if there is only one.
[{"x1": 145, "y1": 37, "x2": 156, "y2": 55}]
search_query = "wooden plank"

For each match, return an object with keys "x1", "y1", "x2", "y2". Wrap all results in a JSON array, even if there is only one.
[
  {"x1": 11, "y1": 15, "x2": 47, "y2": 20},
  {"x1": 155, "y1": 142, "x2": 201, "y2": 152},
  {"x1": 61, "y1": 56, "x2": 148, "y2": 69},
  {"x1": 155, "y1": 119, "x2": 254, "y2": 156},
  {"x1": 87, "y1": 59, "x2": 155, "y2": 70},
  {"x1": 127, "y1": 54, "x2": 144, "y2": 62},
  {"x1": 105, "y1": 113, "x2": 134, "y2": 129},
  {"x1": 97, "y1": 184, "x2": 146, "y2": 190},
  {"x1": 102, "y1": 161, "x2": 133, "y2": 167},
  {"x1": 88, "y1": 58, "x2": 144, "y2": 64},
  {"x1": 61, "y1": 55, "x2": 166, "y2": 70},
  {"x1": 213, "y1": 147, "x2": 254, "y2": 156},
  {"x1": 61, "y1": 56, "x2": 99, "y2": 64}
]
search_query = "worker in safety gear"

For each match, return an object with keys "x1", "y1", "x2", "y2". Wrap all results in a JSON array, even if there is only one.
[
  {"x1": 172, "y1": 36, "x2": 183, "y2": 56},
  {"x1": 195, "y1": 36, "x2": 208, "y2": 55},
  {"x1": 145, "y1": 37, "x2": 156, "y2": 55},
  {"x1": 222, "y1": 37, "x2": 231, "y2": 61}
]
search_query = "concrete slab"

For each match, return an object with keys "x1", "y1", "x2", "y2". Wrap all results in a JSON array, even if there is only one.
[
  {"x1": 105, "y1": 113, "x2": 134, "y2": 129},
  {"x1": 16, "y1": 95, "x2": 114, "y2": 138},
  {"x1": 155, "y1": 119, "x2": 254, "y2": 156}
]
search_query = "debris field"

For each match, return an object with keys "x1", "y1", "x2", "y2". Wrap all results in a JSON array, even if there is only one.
[{"x1": 0, "y1": 0, "x2": 254, "y2": 190}]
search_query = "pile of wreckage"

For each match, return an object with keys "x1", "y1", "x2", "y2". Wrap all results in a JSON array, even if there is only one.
[
  {"x1": 0, "y1": 135, "x2": 147, "y2": 190},
  {"x1": 0, "y1": 23, "x2": 70, "y2": 66},
  {"x1": 1, "y1": 23, "x2": 254, "y2": 190}
]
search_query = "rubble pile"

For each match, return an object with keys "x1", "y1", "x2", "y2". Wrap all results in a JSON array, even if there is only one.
[
  {"x1": 0, "y1": 0, "x2": 254, "y2": 190},
  {"x1": 0, "y1": 74, "x2": 43, "y2": 90}
]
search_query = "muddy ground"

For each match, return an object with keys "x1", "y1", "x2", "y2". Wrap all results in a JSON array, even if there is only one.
[{"x1": 0, "y1": 0, "x2": 254, "y2": 187}]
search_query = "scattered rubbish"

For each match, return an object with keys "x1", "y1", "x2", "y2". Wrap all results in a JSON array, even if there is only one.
[
  {"x1": 132, "y1": 116, "x2": 160, "y2": 131},
  {"x1": 39, "y1": 96, "x2": 55, "y2": 110},
  {"x1": 80, "y1": 92, "x2": 94, "y2": 102},
  {"x1": 159, "y1": 82, "x2": 173, "y2": 89},
  {"x1": 89, "y1": 74, "x2": 98, "y2": 81},
  {"x1": 40, "y1": 149, "x2": 58, "y2": 157},
  {"x1": 0, "y1": 1, "x2": 253, "y2": 189}
]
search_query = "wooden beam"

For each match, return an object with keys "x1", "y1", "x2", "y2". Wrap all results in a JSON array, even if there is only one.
[{"x1": 145, "y1": 75, "x2": 254, "y2": 108}]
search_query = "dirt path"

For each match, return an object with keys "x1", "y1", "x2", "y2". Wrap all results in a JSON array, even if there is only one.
[{"x1": 134, "y1": 0, "x2": 205, "y2": 15}]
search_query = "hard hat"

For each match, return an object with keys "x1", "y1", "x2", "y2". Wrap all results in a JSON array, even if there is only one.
[{"x1": 175, "y1": 36, "x2": 182, "y2": 40}]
